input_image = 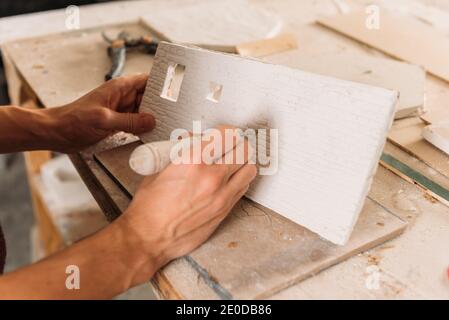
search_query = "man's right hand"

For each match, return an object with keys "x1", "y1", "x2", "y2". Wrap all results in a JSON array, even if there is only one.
[{"x1": 116, "y1": 126, "x2": 257, "y2": 286}]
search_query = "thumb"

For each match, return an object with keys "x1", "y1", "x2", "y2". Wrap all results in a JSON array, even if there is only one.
[{"x1": 107, "y1": 111, "x2": 156, "y2": 134}]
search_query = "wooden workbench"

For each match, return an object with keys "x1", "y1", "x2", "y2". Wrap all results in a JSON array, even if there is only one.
[{"x1": 1, "y1": 0, "x2": 449, "y2": 299}]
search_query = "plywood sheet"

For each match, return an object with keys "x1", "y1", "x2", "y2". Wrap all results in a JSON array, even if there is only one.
[
  {"x1": 265, "y1": 52, "x2": 425, "y2": 119},
  {"x1": 95, "y1": 142, "x2": 407, "y2": 299},
  {"x1": 317, "y1": 10, "x2": 449, "y2": 82},
  {"x1": 138, "y1": 42, "x2": 397, "y2": 245}
]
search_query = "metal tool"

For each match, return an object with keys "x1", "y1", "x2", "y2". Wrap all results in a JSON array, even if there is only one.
[
  {"x1": 129, "y1": 137, "x2": 201, "y2": 176},
  {"x1": 129, "y1": 132, "x2": 251, "y2": 176},
  {"x1": 102, "y1": 31, "x2": 159, "y2": 81}
]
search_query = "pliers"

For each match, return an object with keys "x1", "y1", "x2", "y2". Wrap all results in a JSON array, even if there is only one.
[{"x1": 102, "y1": 31, "x2": 159, "y2": 81}]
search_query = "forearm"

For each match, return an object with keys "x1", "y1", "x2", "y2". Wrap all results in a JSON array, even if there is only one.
[
  {"x1": 0, "y1": 106, "x2": 64, "y2": 153},
  {"x1": 0, "y1": 218, "x2": 157, "y2": 299}
]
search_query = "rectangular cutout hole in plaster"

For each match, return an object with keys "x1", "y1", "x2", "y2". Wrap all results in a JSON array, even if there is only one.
[
  {"x1": 160, "y1": 63, "x2": 186, "y2": 102},
  {"x1": 206, "y1": 81, "x2": 223, "y2": 103}
]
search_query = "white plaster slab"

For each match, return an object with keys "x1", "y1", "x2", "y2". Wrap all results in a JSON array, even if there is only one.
[
  {"x1": 139, "y1": 42, "x2": 398, "y2": 245},
  {"x1": 423, "y1": 124, "x2": 449, "y2": 155}
]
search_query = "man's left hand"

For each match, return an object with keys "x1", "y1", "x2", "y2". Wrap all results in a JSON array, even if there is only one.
[{"x1": 47, "y1": 74, "x2": 155, "y2": 153}]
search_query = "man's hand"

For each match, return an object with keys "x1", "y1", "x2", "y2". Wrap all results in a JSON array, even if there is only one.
[
  {"x1": 0, "y1": 74, "x2": 155, "y2": 154},
  {"x1": 47, "y1": 74, "x2": 155, "y2": 153},
  {"x1": 0, "y1": 126, "x2": 256, "y2": 299},
  {"x1": 50, "y1": 74, "x2": 155, "y2": 152},
  {"x1": 115, "y1": 126, "x2": 257, "y2": 286}
]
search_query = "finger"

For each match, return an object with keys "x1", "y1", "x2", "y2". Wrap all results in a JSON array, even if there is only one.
[
  {"x1": 106, "y1": 110, "x2": 156, "y2": 134},
  {"x1": 108, "y1": 74, "x2": 149, "y2": 112},
  {"x1": 217, "y1": 136, "x2": 254, "y2": 179},
  {"x1": 135, "y1": 92, "x2": 144, "y2": 110},
  {"x1": 114, "y1": 73, "x2": 148, "y2": 94},
  {"x1": 180, "y1": 125, "x2": 242, "y2": 165},
  {"x1": 223, "y1": 164, "x2": 257, "y2": 198},
  {"x1": 230, "y1": 184, "x2": 250, "y2": 206}
]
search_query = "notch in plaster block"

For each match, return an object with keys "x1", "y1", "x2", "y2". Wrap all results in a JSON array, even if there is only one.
[
  {"x1": 206, "y1": 81, "x2": 223, "y2": 103},
  {"x1": 160, "y1": 63, "x2": 186, "y2": 102}
]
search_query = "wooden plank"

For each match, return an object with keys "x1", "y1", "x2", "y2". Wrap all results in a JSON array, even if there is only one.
[
  {"x1": 0, "y1": 0, "x2": 177, "y2": 45},
  {"x1": 265, "y1": 52, "x2": 425, "y2": 119},
  {"x1": 94, "y1": 141, "x2": 407, "y2": 299},
  {"x1": 138, "y1": 42, "x2": 398, "y2": 245},
  {"x1": 421, "y1": 76, "x2": 449, "y2": 124},
  {"x1": 380, "y1": 153, "x2": 449, "y2": 206},
  {"x1": 272, "y1": 164, "x2": 449, "y2": 299},
  {"x1": 152, "y1": 258, "x2": 220, "y2": 300},
  {"x1": 236, "y1": 33, "x2": 298, "y2": 58},
  {"x1": 317, "y1": 10, "x2": 449, "y2": 82},
  {"x1": 383, "y1": 142, "x2": 449, "y2": 203},
  {"x1": 366, "y1": 166, "x2": 449, "y2": 299},
  {"x1": 140, "y1": 0, "x2": 283, "y2": 52},
  {"x1": 422, "y1": 124, "x2": 449, "y2": 155},
  {"x1": 2, "y1": 22, "x2": 155, "y2": 108}
]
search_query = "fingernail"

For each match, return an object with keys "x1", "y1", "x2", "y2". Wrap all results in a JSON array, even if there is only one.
[{"x1": 142, "y1": 114, "x2": 156, "y2": 131}]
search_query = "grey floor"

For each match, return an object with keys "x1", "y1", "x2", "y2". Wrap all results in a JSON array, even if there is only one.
[
  {"x1": 0, "y1": 154, "x2": 34, "y2": 273},
  {"x1": 0, "y1": 155, "x2": 155, "y2": 299}
]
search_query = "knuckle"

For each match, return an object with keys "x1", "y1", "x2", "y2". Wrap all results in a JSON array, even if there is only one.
[
  {"x1": 248, "y1": 164, "x2": 258, "y2": 177},
  {"x1": 109, "y1": 78, "x2": 122, "y2": 87},
  {"x1": 201, "y1": 174, "x2": 223, "y2": 191},
  {"x1": 216, "y1": 164, "x2": 230, "y2": 176},
  {"x1": 91, "y1": 108, "x2": 111, "y2": 127},
  {"x1": 166, "y1": 225, "x2": 175, "y2": 239},
  {"x1": 212, "y1": 195, "x2": 228, "y2": 212}
]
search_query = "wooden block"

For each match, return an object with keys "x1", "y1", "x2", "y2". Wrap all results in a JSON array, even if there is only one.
[
  {"x1": 317, "y1": 10, "x2": 449, "y2": 83},
  {"x1": 423, "y1": 124, "x2": 449, "y2": 155},
  {"x1": 94, "y1": 142, "x2": 407, "y2": 299},
  {"x1": 236, "y1": 33, "x2": 298, "y2": 58},
  {"x1": 389, "y1": 117, "x2": 449, "y2": 179},
  {"x1": 421, "y1": 76, "x2": 449, "y2": 124},
  {"x1": 140, "y1": 0, "x2": 283, "y2": 53},
  {"x1": 265, "y1": 52, "x2": 425, "y2": 119},
  {"x1": 138, "y1": 42, "x2": 398, "y2": 245}
]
